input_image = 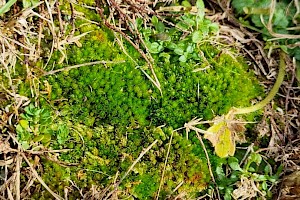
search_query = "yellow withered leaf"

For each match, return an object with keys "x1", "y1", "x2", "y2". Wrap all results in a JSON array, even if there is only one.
[
  {"x1": 215, "y1": 126, "x2": 235, "y2": 158},
  {"x1": 205, "y1": 121, "x2": 225, "y2": 147},
  {"x1": 204, "y1": 120, "x2": 235, "y2": 158}
]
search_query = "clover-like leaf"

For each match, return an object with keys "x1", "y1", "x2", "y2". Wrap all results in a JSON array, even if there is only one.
[{"x1": 192, "y1": 31, "x2": 203, "y2": 43}]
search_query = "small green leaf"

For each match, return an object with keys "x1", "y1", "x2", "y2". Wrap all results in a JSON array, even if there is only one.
[
  {"x1": 174, "y1": 48, "x2": 184, "y2": 55},
  {"x1": 256, "y1": 174, "x2": 268, "y2": 181},
  {"x1": 155, "y1": 22, "x2": 165, "y2": 33},
  {"x1": 23, "y1": 0, "x2": 40, "y2": 8},
  {"x1": 179, "y1": 55, "x2": 187, "y2": 62},
  {"x1": 216, "y1": 166, "x2": 226, "y2": 179},
  {"x1": 264, "y1": 165, "x2": 271, "y2": 174},
  {"x1": 20, "y1": 141, "x2": 30, "y2": 150},
  {"x1": 248, "y1": 167, "x2": 255, "y2": 172},
  {"x1": 24, "y1": 104, "x2": 35, "y2": 115},
  {"x1": 231, "y1": 0, "x2": 255, "y2": 14},
  {"x1": 181, "y1": 15, "x2": 196, "y2": 27},
  {"x1": 16, "y1": 124, "x2": 24, "y2": 134},
  {"x1": 148, "y1": 42, "x2": 163, "y2": 54},
  {"x1": 159, "y1": 52, "x2": 171, "y2": 63},
  {"x1": 182, "y1": 1, "x2": 191, "y2": 8},
  {"x1": 186, "y1": 44, "x2": 194, "y2": 53},
  {"x1": 275, "y1": 164, "x2": 284, "y2": 176},
  {"x1": 167, "y1": 42, "x2": 177, "y2": 50},
  {"x1": 136, "y1": 18, "x2": 143, "y2": 30},
  {"x1": 224, "y1": 187, "x2": 233, "y2": 200},
  {"x1": 19, "y1": 120, "x2": 29, "y2": 129},
  {"x1": 57, "y1": 125, "x2": 69, "y2": 144},
  {"x1": 33, "y1": 135, "x2": 44, "y2": 142},
  {"x1": 192, "y1": 31, "x2": 203, "y2": 43},
  {"x1": 273, "y1": 7, "x2": 289, "y2": 28},
  {"x1": 209, "y1": 23, "x2": 219, "y2": 33},
  {"x1": 248, "y1": 153, "x2": 262, "y2": 166},
  {"x1": 228, "y1": 157, "x2": 243, "y2": 171},
  {"x1": 142, "y1": 28, "x2": 152, "y2": 41},
  {"x1": 269, "y1": 176, "x2": 278, "y2": 183},
  {"x1": 176, "y1": 21, "x2": 190, "y2": 31},
  {"x1": 279, "y1": 45, "x2": 288, "y2": 54},
  {"x1": 41, "y1": 133, "x2": 52, "y2": 144},
  {"x1": 196, "y1": 0, "x2": 205, "y2": 22},
  {"x1": 151, "y1": 16, "x2": 158, "y2": 26},
  {"x1": 262, "y1": 181, "x2": 268, "y2": 190}
]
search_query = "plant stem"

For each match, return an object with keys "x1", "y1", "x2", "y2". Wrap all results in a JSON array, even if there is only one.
[{"x1": 231, "y1": 51, "x2": 286, "y2": 115}]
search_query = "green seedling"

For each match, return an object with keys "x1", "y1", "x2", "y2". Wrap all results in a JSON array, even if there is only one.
[
  {"x1": 16, "y1": 104, "x2": 70, "y2": 149},
  {"x1": 215, "y1": 150, "x2": 282, "y2": 199}
]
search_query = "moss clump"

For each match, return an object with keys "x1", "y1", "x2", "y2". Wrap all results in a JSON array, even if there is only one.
[
  {"x1": 33, "y1": 122, "x2": 210, "y2": 199},
  {"x1": 43, "y1": 30, "x2": 151, "y2": 127},
  {"x1": 42, "y1": 26, "x2": 262, "y2": 129},
  {"x1": 12, "y1": 1, "x2": 265, "y2": 199},
  {"x1": 151, "y1": 48, "x2": 262, "y2": 127},
  {"x1": 30, "y1": 8, "x2": 263, "y2": 198}
]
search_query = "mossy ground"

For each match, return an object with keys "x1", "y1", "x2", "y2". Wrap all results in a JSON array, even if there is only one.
[{"x1": 12, "y1": 1, "x2": 265, "y2": 199}]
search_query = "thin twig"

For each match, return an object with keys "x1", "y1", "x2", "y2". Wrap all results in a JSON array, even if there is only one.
[
  {"x1": 6, "y1": 132, "x2": 63, "y2": 199},
  {"x1": 15, "y1": 154, "x2": 21, "y2": 200}
]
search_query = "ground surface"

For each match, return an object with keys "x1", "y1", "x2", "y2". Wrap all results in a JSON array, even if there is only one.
[{"x1": 0, "y1": 0, "x2": 299, "y2": 199}]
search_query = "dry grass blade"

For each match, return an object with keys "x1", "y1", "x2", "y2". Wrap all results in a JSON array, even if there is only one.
[
  {"x1": 156, "y1": 131, "x2": 173, "y2": 200},
  {"x1": 261, "y1": 0, "x2": 300, "y2": 40},
  {"x1": 183, "y1": 118, "x2": 220, "y2": 199},
  {"x1": 184, "y1": 118, "x2": 215, "y2": 137},
  {"x1": 43, "y1": 60, "x2": 125, "y2": 76},
  {"x1": 3, "y1": 130, "x2": 63, "y2": 200},
  {"x1": 194, "y1": 130, "x2": 221, "y2": 200},
  {"x1": 21, "y1": 153, "x2": 64, "y2": 200},
  {"x1": 114, "y1": 32, "x2": 162, "y2": 91},
  {"x1": 15, "y1": 155, "x2": 21, "y2": 200}
]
